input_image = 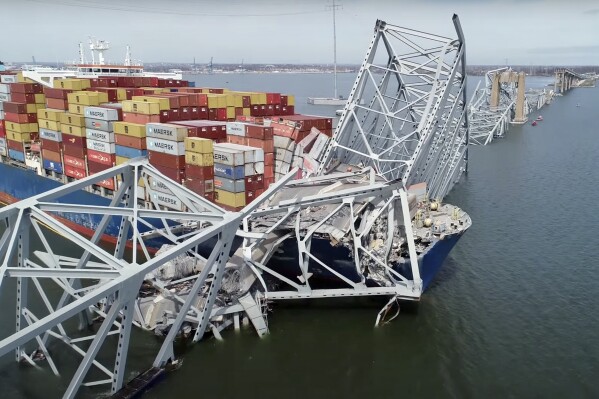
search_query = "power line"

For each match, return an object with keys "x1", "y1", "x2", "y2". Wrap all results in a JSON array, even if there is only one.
[{"x1": 23, "y1": 0, "x2": 327, "y2": 17}]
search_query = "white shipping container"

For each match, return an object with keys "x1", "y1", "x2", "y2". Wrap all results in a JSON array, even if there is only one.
[
  {"x1": 86, "y1": 128, "x2": 115, "y2": 143},
  {"x1": 85, "y1": 118, "x2": 114, "y2": 132},
  {"x1": 0, "y1": 84, "x2": 10, "y2": 94},
  {"x1": 84, "y1": 106, "x2": 120, "y2": 121},
  {"x1": 86, "y1": 138, "x2": 116, "y2": 154},
  {"x1": 0, "y1": 75, "x2": 17, "y2": 84},
  {"x1": 0, "y1": 137, "x2": 7, "y2": 149},
  {"x1": 146, "y1": 137, "x2": 186, "y2": 156},
  {"x1": 308, "y1": 133, "x2": 330, "y2": 160},
  {"x1": 273, "y1": 135, "x2": 294, "y2": 151},
  {"x1": 146, "y1": 123, "x2": 188, "y2": 142},
  {"x1": 302, "y1": 154, "x2": 320, "y2": 174},
  {"x1": 245, "y1": 161, "x2": 264, "y2": 176},
  {"x1": 151, "y1": 191, "x2": 185, "y2": 211},
  {"x1": 219, "y1": 142, "x2": 265, "y2": 163},
  {"x1": 39, "y1": 128, "x2": 62, "y2": 142},
  {"x1": 275, "y1": 148, "x2": 293, "y2": 164},
  {"x1": 0, "y1": 93, "x2": 10, "y2": 102},
  {"x1": 148, "y1": 176, "x2": 174, "y2": 195},
  {"x1": 226, "y1": 122, "x2": 245, "y2": 137},
  {"x1": 214, "y1": 176, "x2": 245, "y2": 193},
  {"x1": 0, "y1": 111, "x2": 3, "y2": 120},
  {"x1": 275, "y1": 160, "x2": 291, "y2": 175},
  {"x1": 213, "y1": 145, "x2": 245, "y2": 166}
]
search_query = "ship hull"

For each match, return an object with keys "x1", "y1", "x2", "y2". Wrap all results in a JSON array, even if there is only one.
[{"x1": 267, "y1": 232, "x2": 464, "y2": 292}]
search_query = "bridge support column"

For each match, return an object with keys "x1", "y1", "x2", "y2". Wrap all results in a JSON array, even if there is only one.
[
  {"x1": 490, "y1": 73, "x2": 501, "y2": 111},
  {"x1": 512, "y1": 72, "x2": 527, "y2": 124}
]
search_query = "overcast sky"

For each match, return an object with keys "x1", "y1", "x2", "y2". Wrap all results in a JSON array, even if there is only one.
[{"x1": 1, "y1": 0, "x2": 598, "y2": 65}]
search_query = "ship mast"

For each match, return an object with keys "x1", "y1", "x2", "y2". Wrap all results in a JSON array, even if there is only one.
[{"x1": 328, "y1": 0, "x2": 342, "y2": 99}]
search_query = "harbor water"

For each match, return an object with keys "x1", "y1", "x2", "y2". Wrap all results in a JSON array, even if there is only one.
[{"x1": 1, "y1": 73, "x2": 598, "y2": 398}]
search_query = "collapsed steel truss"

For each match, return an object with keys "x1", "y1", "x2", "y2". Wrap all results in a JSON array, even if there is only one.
[{"x1": 318, "y1": 15, "x2": 469, "y2": 201}]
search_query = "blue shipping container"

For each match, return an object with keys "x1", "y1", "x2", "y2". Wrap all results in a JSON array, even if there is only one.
[
  {"x1": 214, "y1": 163, "x2": 245, "y2": 180},
  {"x1": 43, "y1": 159, "x2": 64, "y2": 174},
  {"x1": 8, "y1": 149, "x2": 25, "y2": 162},
  {"x1": 115, "y1": 145, "x2": 147, "y2": 159}
]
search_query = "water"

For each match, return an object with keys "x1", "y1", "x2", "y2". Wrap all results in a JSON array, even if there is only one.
[{"x1": 1, "y1": 73, "x2": 599, "y2": 398}]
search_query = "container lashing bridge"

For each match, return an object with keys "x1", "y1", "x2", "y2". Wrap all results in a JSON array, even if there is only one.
[{"x1": 0, "y1": 15, "x2": 469, "y2": 399}]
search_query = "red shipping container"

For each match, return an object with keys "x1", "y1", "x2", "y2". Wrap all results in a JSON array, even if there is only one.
[
  {"x1": 63, "y1": 154, "x2": 86, "y2": 169},
  {"x1": 43, "y1": 87, "x2": 72, "y2": 100},
  {"x1": 61, "y1": 133, "x2": 86, "y2": 147},
  {"x1": 64, "y1": 165, "x2": 87, "y2": 179},
  {"x1": 245, "y1": 175, "x2": 265, "y2": 191},
  {"x1": 146, "y1": 94, "x2": 180, "y2": 109},
  {"x1": 169, "y1": 108, "x2": 181, "y2": 121},
  {"x1": 280, "y1": 95, "x2": 288, "y2": 107},
  {"x1": 152, "y1": 164, "x2": 186, "y2": 183},
  {"x1": 242, "y1": 96, "x2": 251, "y2": 108},
  {"x1": 185, "y1": 164, "x2": 214, "y2": 180},
  {"x1": 96, "y1": 178, "x2": 116, "y2": 191},
  {"x1": 245, "y1": 124, "x2": 273, "y2": 140},
  {"x1": 41, "y1": 138, "x2": 62, "y2": 153},
  {"x1": 201, "y1": 192, "x2": 215, "y2": 202},
  {"x1": 263, "y1": 164, "x2": 274, "y2": 179},
  {"x1": 197, "y1": 107, "x2": 209, "y2": 119},
  {"x1": 183, "y1": 178, "x2": 214, "y2": 195},
  {"x1": 4, "y1": 112, "x2": 37, "y2": 124},
  {"x1": 245, "y1": 190, "x2": 256, "y2": 205},
  {"x1": 3, "y1": 102, "x2": 31, "y2": 114},
  {"x1": 87, "y1": 149, "x2": 116, "y2": 166},
  {"x1": 189, "y1": 94, "x2": 208, "y2": 107},
  {"x1": 255, "y1": 188, "x2": 265, "y2": 197},
  {"x1": 10, "y1": 92, "x2": 38, "y2": 104},
  {"x1": 114, "y1": 134, "x2": 146, "y2": 150},
  {"x1": 122, "y1": 112, "x2": 169, "y2": 124},
  {"x1": 7, "y1": 139, "x2": 23, "y2": 151},
  {"x1": 265, "y1": 104, "x2": 275, "y2": 116},
  {"x1": 42, "y1": 149, "x2": 62, "y2": 163},
  {"x1": 172, "y1": 121, "x2": 226, "y2": 140},
  {"x1": 266, "y1": 93, "x2": 281, "y2": 105},
  {"x1": 63, "y1": 142, "x2": 87, "y2": 158},
  {"x1": 247, "y1": 138, "x2": 274, "y2": 153},
  {"x1": 208, "y1": 108, "x2": 217, "y2": 121},
  {"x1": 264, "y1": 177, "x2": 275, "y2": 188},
  {"x1": 88, "y1": 160, "x2": 113, "y2": 174},
  {"x1": 10, "y1": 82, "x2": 43, "y2": 94},
  {"x1": 0, "y1": 131, "x2": 5, "y2": 139},
  {"x1": 274, "y1": 104, "x2": 281, "y2": 115},
  {"x1": 46, "y1": 98, "x2": 69, "y2": 110},
  {"x1": 148, "y1": 151, "x2": 186, "y2": 169},
  {"x1": 216, "y1": 108, "x2": 227, "y2": 121},
  {"x1": 179, "y1": 107, "x2": 191, "y2": 120},
  {"x1": 0, "y1": 120, "x2": 4, "y2": 130}
]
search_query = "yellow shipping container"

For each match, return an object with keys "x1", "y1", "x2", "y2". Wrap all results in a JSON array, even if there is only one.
[
  {"x1": 68, "y1": 103, "x2": 85, "y2": 115},
  {"x1": 121, "y1": 101, "x2": 160, "y2": 115},
  {"x1": 184, "y1": 151, "x2": 214, "y2": 167},
  {"x1": 184, "y1": 137, "x2": 213, "y2": 154},
  {"x1": 60, "y1": 112, "x2": 86, "y2": 127},
  {"x1": 6, "y1": 130, "x2": 36, "y2": 142},
  {"x1": 67, "y1": 92, "x2": 101, "y2": 106},
  {"x1": 250, "y1": 92, "x2": 267, "y2": 105},
  {"x1": 5, "y1": 122, "x2": 38, "y2": 133},
  {"x1": 16, "y1": 72, "x2": 36, "y2": 83},
  {"x1": 286, "y1": 95, "x2": 295, "y2": 106},
  {"x1": 60, "y1": 124, "x2": 86, "y2": 137},
  {"x1": 226, "y1": 107, "x2": 235, "y2": 120},
  {"x1": 113, "y1": 122, "x2": 146, "y2": 138},
  {"x1": 214, "y1": 189, "x2": 246, "y2": 208},
  {"x1": 116, "y1": 88, "x2": 128, "y2": 101},
  {"x1": 38, "y1": 119, "x2": 61, "y2": 131},
  {"x1": 131, "y1": 96, "x2": 170, "y2": 110},
  {"x1": 242, "y1": 107, "x2": 251, "y2": 116},
  {"x1": 88, "y1": 91, "x2": 109, "y2": 103},
  {"x1": 37, "y1": 108, "x2": 64, "y2": 122},
  {"x1": 36, "y1": 103, "x2": 46, "y2": 110},
  {"x1": 53, "y1": 78, "x2": 90, "y2": 90},
  {"x1": 34, "y1": 93, "x2": 46, "y2": 104},
  {"x1": 115, "y1": 156, "x2": 129, "y2": 165},
  {"x1": 206, "y1": 94, "x2": 227, "y2": 109},
  {"x1": 18, "y1": 103, "x2": 38, "y2": 113}
]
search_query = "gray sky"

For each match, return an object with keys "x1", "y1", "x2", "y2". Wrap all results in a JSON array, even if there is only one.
[{"x1": 1, "y1": 0, "x2": 598, "y2": 65}]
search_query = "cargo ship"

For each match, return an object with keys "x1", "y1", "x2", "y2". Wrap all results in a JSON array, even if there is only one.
[{"x1": 0, "y1": 51, "x2": 468, "y2": 292}]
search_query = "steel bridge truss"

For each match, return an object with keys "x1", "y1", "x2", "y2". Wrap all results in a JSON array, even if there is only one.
[
  {"x1": 242, "y1": 169, "x2": 423, "y2": 304},
  {"x1": 468, "y1": 67, "x2": 515, "y2": 145},
  {"x1": 318, "y1": 15, "x2": 469, "y2": 201},
  {"x1": 0, "y1": 158, "x2": 294, "y2": 398}
]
